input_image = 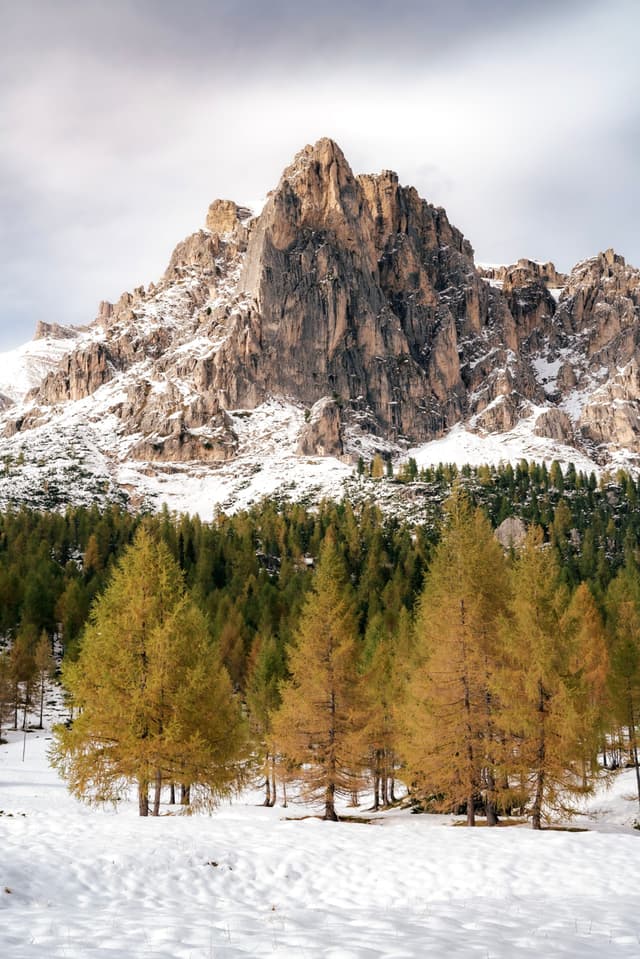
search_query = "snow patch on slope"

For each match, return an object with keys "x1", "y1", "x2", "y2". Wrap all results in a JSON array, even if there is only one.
[
  {"x1": 116, "y1": 398, "x2": 353, "y2": 518},
  {"x1": 406, "y1": 416, "x2": 601, "y2": 476},
  {"x1": 0, "y1": 335, "x2": 81, "y2": 404}
]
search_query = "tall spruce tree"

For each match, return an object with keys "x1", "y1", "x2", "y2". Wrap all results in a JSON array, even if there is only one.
[
  {"x1": 52, "y1": 528, "x2": 247, "y2": 815},
  {"x1": 273, "y1": 533, "x2": 365, "y2": 820},
  {"x1": 402, "y1": 490, "x2": 510, "y2": 825}
]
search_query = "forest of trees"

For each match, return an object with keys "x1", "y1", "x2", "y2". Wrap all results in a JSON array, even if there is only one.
[{"x1": 3, "y1": 459, "x2": 640, "y2": 824}]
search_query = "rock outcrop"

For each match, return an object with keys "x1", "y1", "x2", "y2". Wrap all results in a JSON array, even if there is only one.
[
  {"x1": 2, "y1": 138, "x2": 640, "y2": 481},
  {"x1": 34, "y1": 321, "x2": 80, "y2": 341},
  {"x1": 297, "y1": 397, "x2": 344, "y2": 457},
  {"x1": 478, "y1": 259, "x2": 567, "y2": 290},
  {"x1": 495, "y1": 516, "x2": 527, "y2": 549},
  {"x1": 37, "y1": 341, "x2": 115, "y2": 404}
]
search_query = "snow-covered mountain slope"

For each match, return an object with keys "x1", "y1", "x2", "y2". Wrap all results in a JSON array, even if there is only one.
[
  {"x1": 1, "y1": 139, "x2": 640, "y2": 516},
  {"x1": 0, "y1": 325, "x2": 86, "y2": 406}
]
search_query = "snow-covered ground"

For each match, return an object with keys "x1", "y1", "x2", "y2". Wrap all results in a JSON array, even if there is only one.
[{"x1": 2, "y1": 688, "x2": 640, "y2": 958}]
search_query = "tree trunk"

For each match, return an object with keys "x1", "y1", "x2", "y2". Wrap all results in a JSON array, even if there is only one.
[
  {"x1": 531, "y1": 775, "x2": 544, "y2": 830},
  {"x1": 381, "y1": 751, "x2": 389, "y2": 807},
  {"x1": 180, "y1": 784, "x2": 191, "y2": 806},
  {"x1": 485, "y1": 769, "x2": 499, "y2": 826},
  {"x1": 467, "y1": 791, "x2": 475, "y2": 827},
  {"x1": 152, "y1": 769, "x2": 162, "y2": 816},
  {"x1": 38, "y1": 675, "x2": 45, "y2": 730},
  {"x1": 483, "y1": 671, "x2": 498, "y2": 825},
  {"x1": 628, "y1": 700, "x2": 640, "y2": 807},
  {"x1": 461, "y1": 599, "x2": 476, "y2": 827},
  {"x1": 531, "y1": 681, "x2": 546, "y2": 830},
  {"x1": 390, "y1": 775, "x2": 397, "y2": 804},
  {"x1": 138, "y1": 780, "x2": 149, "y2": 817},
  {"x1": 325, "y1": 689, "x2": 339, "y2": 821},
  {"x1": 269, "y1": 757, "x2": 277, "y2": 807},
  {"x1": 324, "y1": 782, "x2": 338, "y2": 821},
  {"x1": 169, "y1": 783, "x2": 176, "y2": 805},
  {"x1": 21, "y1": 683, "x2": 29, "y2": 731},
  {"x1": 263, "y1": 770, "x2": 272, "y2": 807}
]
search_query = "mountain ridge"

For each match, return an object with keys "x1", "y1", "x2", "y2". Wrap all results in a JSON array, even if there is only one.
[{"x1": 1, "y1": 137, "x2": 639, "y2": 515}]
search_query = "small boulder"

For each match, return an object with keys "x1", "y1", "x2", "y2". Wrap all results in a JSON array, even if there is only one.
[{"x1": 495, "y1": 516, "x2": 527, "y2": 550}]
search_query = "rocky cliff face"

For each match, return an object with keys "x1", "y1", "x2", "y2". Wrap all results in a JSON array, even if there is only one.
[
  {"x1": 478, "y1": 259, "x2": 567, "y2": 289},
  {"x1": 2, "y1": 138, "x2": 640, "y2": 503}
]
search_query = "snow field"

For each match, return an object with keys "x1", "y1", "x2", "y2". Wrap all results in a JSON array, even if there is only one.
[{"x1": 2, "y1": 694, "x2": 640, "y2": 958}]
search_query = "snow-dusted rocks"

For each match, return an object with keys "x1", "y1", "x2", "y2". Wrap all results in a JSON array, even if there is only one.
[
  {"x1": 296, "y1": 396, "x2": 344, "y2": 457},
  {"x1": 495, "y1": 515, "x2": 527, "y2": 549},
  {"x1": 1, "y1": 138, "x2": 640, "y2": 513}
]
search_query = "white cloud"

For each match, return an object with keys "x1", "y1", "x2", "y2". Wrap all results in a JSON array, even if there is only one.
[{"x1": 0, "y1": 0, "x2": 637, "y2": 349}]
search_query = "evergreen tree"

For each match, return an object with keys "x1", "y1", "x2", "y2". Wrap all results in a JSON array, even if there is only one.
[
  {"x1": 402, "y1": 490, "x2": 510, "y2": 825},
  {"x1": 34, "y1": 630, "x2": 55, "y2": 730},
  {"x1": 501, "y1": 527, "x2": 589, "y2": 828},
  {"x1": 370, "y1": 455, "x2": 385, "y2": 480},
  {"x1": 9, "y1": 627, "x2": 37, "y2": 731},
  {"x1": 561, "y1": 583, "x2": 609, "y2": 781},
  {"x1": 0, "y1": 650, "x2": 12, "y2": 742},
  {"x1": 245, "y1": 633, "x2": 287, "y2": 806},
  {"x1": 52, "y1": 528, "x2": 247, "y2": 815},
  {"x1": 361, "y1": 612, "x2": 407, "y2": 808},
  {"x1": 606, "y1": 563, "x2": 640, "y2": 806},
  {"x1": 273, "y1": 534, "x2": 365, "y2": 820}
]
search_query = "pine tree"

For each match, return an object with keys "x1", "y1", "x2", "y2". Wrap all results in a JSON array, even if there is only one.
[
  {"x1": 370, "y1": 455, "x2": 385, "y2": 480},
  {"x1": 0, "y1": 650, "x2": 12, "y2": 742},
  {"x1": 245, "y1": 633, "x2": 287, "y2": 806},
  {"x1": 51, "y1": 528, "x2": 247, "y2": 815},
  {"x1": 9, "y1": 627, "x2": 37, "y2": 731},
  {"x1": 606, "y1": 562, "x2": 640, "y2": 806},
  {"x1": 561, "y1": 583, "x2": 609, "y2": 781},
  {"x1": 34, "y1": 630, "x2": 55, "y2": 730},
  {"x1": 501, "y1": 527, "x2": 589, "y2": 828},
  {"x1": 402, "y1": 490, "x2": 510, "y2": 825},
  {"x1": 361, "y1": 613, "x2": 407, "y2": 809},
  {"x1": 273, "y1": 534, "x2": 365, "y2": 820}
]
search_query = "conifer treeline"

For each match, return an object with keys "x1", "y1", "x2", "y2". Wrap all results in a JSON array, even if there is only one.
[
  {"x1": 3, "y1": 461, "x2": 640, "y2": 823},
  {"x1": 2, "y1": 459, "x2": 639, "y2": 650}
]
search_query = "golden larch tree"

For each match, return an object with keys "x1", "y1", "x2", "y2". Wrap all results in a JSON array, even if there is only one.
[
  {"x1": 52, "y1": 527, "x2": 247, "y2": 815},
  {"x1": 273, "y1": 534, "x2": 366, "y2": 820},
  {"x1": 500, "y1": 526, "x2": 590, "y2": 828},
  {"x1": 402, "y1": 489, "x2": 511, "y2": 825}
]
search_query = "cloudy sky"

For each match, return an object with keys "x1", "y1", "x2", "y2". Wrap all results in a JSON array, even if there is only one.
[{"x1": 1, "y1": 0, "x2": 638, "y2": 350}]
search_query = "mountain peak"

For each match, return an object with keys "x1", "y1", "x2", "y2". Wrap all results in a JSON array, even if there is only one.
[
  {"x1": 275, "y1": 136, "x2": 358, "y2": 227},
  {"x1": 1, "y1": 141, "x2": 639, "y2": 516},
  {"x1": 205, "y1": 199, "x2": 253, "y2": 235},
  {"x1": 283, "y1": 137, "x2": 349, "y2": 177}
]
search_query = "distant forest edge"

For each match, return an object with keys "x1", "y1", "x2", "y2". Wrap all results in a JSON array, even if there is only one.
[{"x1": 1, "y1": 458, "x2": 639, "y2": 655}]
